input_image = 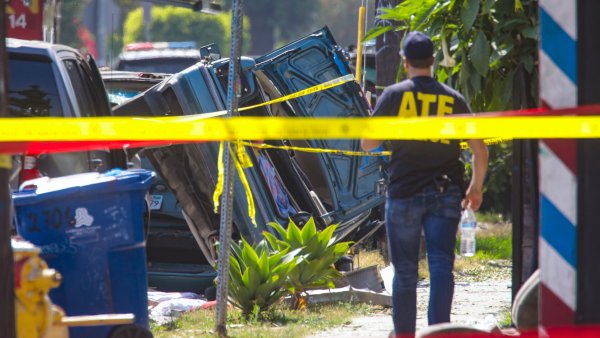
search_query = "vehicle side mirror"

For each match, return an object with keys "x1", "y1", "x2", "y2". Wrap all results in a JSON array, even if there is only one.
[{"x1": 200, "y1": 43, "x2": 221, "y2": 61}]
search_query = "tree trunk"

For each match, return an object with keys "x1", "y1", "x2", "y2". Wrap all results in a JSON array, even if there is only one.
[
  {"x1": 374, "y1": 0, "x2": 404, "y2": 96},
  {"x1": 246, "y1": 15, "x2": 275, "y2": 55}
]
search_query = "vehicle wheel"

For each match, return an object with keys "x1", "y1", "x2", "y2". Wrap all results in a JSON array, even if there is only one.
[
  {"x1": 335, "y1": 255, "x2": 354, "y2": 272},
  {"x1": 290, "y1": 211, "x2": 312, "y2": 228},
  {"x1": 109, "y1": 324, "x2": 153, "y2": 338}
]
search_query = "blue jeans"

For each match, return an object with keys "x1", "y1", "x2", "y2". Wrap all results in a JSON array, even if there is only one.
[{"x1": 385, "y1": 184, "x2": 462, "y2": 335}]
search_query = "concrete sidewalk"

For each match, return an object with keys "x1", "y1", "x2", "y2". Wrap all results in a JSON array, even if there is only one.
[{"x1": 307, "y1": 280, "x2": 512, "y2": 338}]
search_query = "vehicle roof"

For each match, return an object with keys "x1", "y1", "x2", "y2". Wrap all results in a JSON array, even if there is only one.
[
  {"x1": 6, "y1": 38, "x2": 79, "y2": 56},
  {"x1": 99, "y1": 70, "x2": 170, "y2": 81},
  {"x1": 117, "y1": 49, "x2": 202, "y2": 61}
]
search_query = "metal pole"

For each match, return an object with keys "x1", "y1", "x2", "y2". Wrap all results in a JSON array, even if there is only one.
[
  {"x1": 0, "y1": 1, "x2": 17, "y2": 337},
  {"x1": 576, "y1": 0, "x2": 600, "y2": 324},
  {"x1": 215, "y1": 0, "x2": 243, "y2": 336}
]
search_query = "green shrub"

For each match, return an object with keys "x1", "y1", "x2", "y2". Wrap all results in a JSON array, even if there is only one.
[
  {"x1": 263, "y1": 218, "x2": 352, "y2": 309},
  {"x1": 123, "y1": 6, "x2": 251, "y2": 55},
  {"x1": 226, "y1": 238, "x2": 300, "y2": 317}
]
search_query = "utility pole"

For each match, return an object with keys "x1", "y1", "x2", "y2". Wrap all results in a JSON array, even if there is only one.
[
  {"x1": 215, "y1": 0, "x2": 243, "y2": 336},
  {"x1": 0, "y1": 1, "x2": 17, "y2": 337}
]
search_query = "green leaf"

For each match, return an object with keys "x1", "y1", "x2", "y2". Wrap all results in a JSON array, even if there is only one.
[
  {"x1": 437, "y1": 66, "x2": 449, "y2": 83},
  {"x1": 460, "y1": 0, "x2": 480, "y2": 31},
  {"x1": 301, "y1": 218, "x2": 317, "y2": 244},
  {"x1": 268, "y1": 221, "x2": 288, "y2": 239},
  {"x1": 363, "y1": 25, "x2": 392, "y2": 43},
  {"x1": 317, "y1": 224, "x2": 337, "y2": 248},
  {"x1": 496, "y1": 18, "x2": 529, "y2": 30},
  {"x1": 229, "y1": 255, "x2": 243, "y2": 281},
  {"x1": 482, "y1": 0, "x2": 494, "y2": 14},
  {"x1": 258, "y1": 251, "x2": 270, "y2": 281},
  {"x1": 246, "y1": 267, "x2": 261, "y2": 297},
  {"x1": 287, "y1": 220, "x2": 304, "y2": 247},
  {"x1": 470, "y1": 31, "x2": 491, "y2": 76},
  {"x1": 470, "y1": 72, "x2": 481, "y2": 93},
  {"x1": 500, "y1": 70, "x2": 515, "y2": 109},
  {"x1": 522, "y1": 26, "x2": 537, "y2": 40},
  {"x1": 522, "y1": 54, "x2": 534, "y2": 73},
  {"x1": 263, "y1": 231, "x2": 283, "y2": 251},
  {"x1": 515, "y1": 0, "x2": 523, "y2": 12},
  {"x1": 241, "y1": 239, "x2": 260, "y2": 270},
  {"x1": 449, "y1": 0, "x2": 460, "y2": 12},
  {"x1": 410, "y1": 0, "x2": 438, "y2": 31}
]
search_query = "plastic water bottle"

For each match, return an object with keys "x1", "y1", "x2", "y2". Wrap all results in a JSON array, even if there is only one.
[{"x1": 460, "y1": 207, "x2": 477, "y2": 257}]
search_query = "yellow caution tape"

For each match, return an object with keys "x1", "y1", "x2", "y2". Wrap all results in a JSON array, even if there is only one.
[
  {"x1": 209, "y1": 74, "x2": 353, "y2": 225},
  {"x1": 213, "y1": 141, "x2": 226, "y2": 214},
  {"x1": 231, "y1": 147, "x2": 256, "y2": 226},
  {"x1": 0, "y1": 155, "x2": 11, "y2": 170},
  {"x1": 4, "y1": 116, "x2": 598, "y2": 141},
  {"x1": 212, "y1": 141, "x2": 256, "y2": 226},
  {"x1": 238, "y1": 137, "x2": 511, "y2": 157},
  {"x1": 156, "y1": 74, "x2": 355, "y2": 123}
]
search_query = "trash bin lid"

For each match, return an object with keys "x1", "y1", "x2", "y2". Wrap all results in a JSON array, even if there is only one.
[{"x1": 12, "y1": 169, "x2": 155, "y2": 205}]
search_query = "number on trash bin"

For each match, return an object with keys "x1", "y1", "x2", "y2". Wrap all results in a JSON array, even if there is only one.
[
  {"x1": 37, "y1": 207, "x2": 73, "y2": 230},
  {"x1": 26, "y1": 212, "x2": 40, "y2": 233}
]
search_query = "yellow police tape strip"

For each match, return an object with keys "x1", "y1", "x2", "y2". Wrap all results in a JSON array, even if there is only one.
[
  {"x1": 238, "y1": 137, "x2": 511, "y2": 156},
  {"x1": 158, "y1": 74, "x2": 355, "y2": 122},
  {"x1": 3, "y1": 116, "x2": 600, "y2": 141},
  {"x1": 0, "y1": 155, "x2": 11, "y2": 170},
  {"x1": 213, "y1": 141, "x2": 257, "y2": 226}
]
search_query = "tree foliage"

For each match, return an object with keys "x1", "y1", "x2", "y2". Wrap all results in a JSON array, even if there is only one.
[
  {"x1": 366, "y1": 0, "x2": 539, "y2": 217},
  {"x1": 223, "y1": 0, "x2": 321, "y2": 54},
  {"x1": 57, "y1": 0, "x2": 90, "y2": 48},
  {"x1": 366, "y1": 0, "x2": 539, "y2": 112},
  {"x1": 122, "y1": 5, "x2": 250, "y2": 55}
]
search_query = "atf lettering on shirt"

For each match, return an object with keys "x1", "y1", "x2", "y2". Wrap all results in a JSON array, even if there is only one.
[
  {"x1": 398, "y1": 92, "x2": 455, "y2": 144},
  {"x1": 372, "y1": 76, "x2": 472, "y2": 198},
  {"x1": 397, "y1": 92, "x2": 454, "y2": 118}
]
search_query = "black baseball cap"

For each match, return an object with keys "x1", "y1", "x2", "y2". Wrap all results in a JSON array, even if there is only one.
[{"x1": 400, "y1": 31, "x2": 434, "y2": 60}]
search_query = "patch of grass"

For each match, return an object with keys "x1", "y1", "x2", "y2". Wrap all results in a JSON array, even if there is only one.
[
  {"x1": 498, "y1": 306, "x2": 513, "y2": 328},
  {"x1": 151, "y1": 301, "x2": 382, "y2": 338},
  {"x1": 475, "y1": 234, "x2": 511, "y2": 260},
  {"x1": 355, "y1": 249, "x2": 386, "y2": 269},
  {"x1": 456, "y1": 222, "x2": 512, "y2": 260},
  {"x1": 476, "y1": 211, "x2": 506, "y2": 224}
]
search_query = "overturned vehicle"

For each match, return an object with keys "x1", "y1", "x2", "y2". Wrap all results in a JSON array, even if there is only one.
[{"x1": 111, "y1": 28, "x2": 387, "y2": 289}]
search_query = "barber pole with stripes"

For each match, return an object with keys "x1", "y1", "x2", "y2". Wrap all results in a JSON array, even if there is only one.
[{"x1": 538, "y1": 0, "x2": 577, "y2": 333}]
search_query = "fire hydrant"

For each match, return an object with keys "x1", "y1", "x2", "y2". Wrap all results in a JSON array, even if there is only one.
[{"x1": 13, "y1": 238, "x2": 68, "y2": 338}]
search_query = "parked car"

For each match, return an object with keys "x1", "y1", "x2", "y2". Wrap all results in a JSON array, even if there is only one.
[
  {"x1": 111, "y1": 27, "x2": 387, "y2": 272},
  {"x1": 7, "y1": 38, "x2": 118, "y2": 187},
  {"x1": 101, "y1": 70, "x2": 217, "y2": 293},
  {"x1": 113, "y1": 41, "x2": 203, "y2": 74}
]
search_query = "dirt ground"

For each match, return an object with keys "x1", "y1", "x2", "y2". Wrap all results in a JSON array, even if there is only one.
[{"x1": 307, "y1": 277, "x2": 512, "y2": 337}]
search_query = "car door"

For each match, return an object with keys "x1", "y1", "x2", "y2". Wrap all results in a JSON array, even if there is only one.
[
  {"x1": 253, "y1": 27, "x2": 386, "y2": 227},
  {"x1": 45, "y1": 50, "x2": 113, "y2": 175}
]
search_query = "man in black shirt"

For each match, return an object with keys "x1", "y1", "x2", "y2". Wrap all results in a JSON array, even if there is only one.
[{"x1": 362, "y1": 31, "x2": 488, "y2": 337}]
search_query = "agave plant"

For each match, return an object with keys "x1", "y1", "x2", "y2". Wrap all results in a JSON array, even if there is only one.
[
  {"x1": 226, "y1": 238, "x2": 300, "y2": 317},
  {"x1": 263, "y1": 217, "x2": 352, "y2": 309}
]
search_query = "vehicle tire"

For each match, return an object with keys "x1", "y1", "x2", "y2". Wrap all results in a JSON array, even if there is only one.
[
  {"x1": 290, "y1": 211, "x2": 312, "y2": 228},
  {"x1": 335, "y1": 255, "x2": 354, "y2": 272},
  {"x1": 109, "y1": 324, "x2": 153, "y2": 338}
]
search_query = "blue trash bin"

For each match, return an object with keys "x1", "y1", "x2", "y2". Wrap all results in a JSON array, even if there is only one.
[{"x1": 13, "y1": 169, "x2": 155, "y2": 338}]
